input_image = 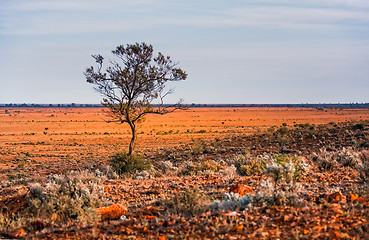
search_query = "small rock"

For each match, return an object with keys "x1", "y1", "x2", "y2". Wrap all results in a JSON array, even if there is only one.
[
  {"x1": 97, "y1": 204, "x2": 128, "y2": 220},
  {"x1": 327, "y1": 191, "x2": 344, "y2": 203},
  {"x1": 10, "y1": 228, "x2": 26, "y2": 238},
  {"x1": 231, "y1": 225, "x2": 244, "y2": 232},
  {"x1": 225, "y1": 211, "x2": 241, "y2": 216},
  {"x1": 230, "y1": 184, "x2": 254, "y2": 197},
  {"x1": 347, "y1": 193, "x2": 359, "y2": 202}
]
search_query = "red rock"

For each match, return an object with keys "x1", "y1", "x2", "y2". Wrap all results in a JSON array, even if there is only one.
[
  {"x1": 230, "y1": 184, "x2": 254, "y2": 196},
  {"x1": 347, "y1": 193, "x2": 359, "y2": 202},
  {"x1": 97, "y1": 204, "x2": 128, "y2": 220},
  {"x1": 327, "y1": 192, "x2": 344, "y2": 203},
  {"x1": 231, "y1": 225, "x2": 244, "y2": 232},
  {"x1": 10, "y1": 228, "x2": 26, "y2": 238}
]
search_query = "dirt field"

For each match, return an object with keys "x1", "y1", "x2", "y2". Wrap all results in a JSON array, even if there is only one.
[
  {"x1": 0, "y1": 106, "x2": 367, "y2": 179},
  {"x1": 1, "y1": 107, "x2": 369, "y2": 239},
  {"x1": 0, "y1": 107, "x2": 368, "y2": 175}
]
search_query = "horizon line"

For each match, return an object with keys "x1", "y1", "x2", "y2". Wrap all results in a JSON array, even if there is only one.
[{"x1": 1, "y1": 103, "x2": 368, "y2": 107}]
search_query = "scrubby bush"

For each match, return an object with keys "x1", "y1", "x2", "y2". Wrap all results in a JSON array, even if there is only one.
[
  {"x1": 173, "y1": 187, "x2": 208, "y2": 216},
  {"x1": 178, "y1": 161, "x2": 198, "y2": 176},
  {"x1": 155, "y1": 160, "x2": 178, "y2": 176},
  {"x1": 0, "y1": 212, "x2": 20, "y2": 230},
  {"x1": 277, "y1": 136, "x2": 290, "y2": 153},
  {"x1": 199, "y1": 160, "x2": 223, "y2": 174},
  {"x1": 273, "y1": 154, "x2": 301, "y2": 182},
  {"x1": 311, "y1": 148, "x2": 362, "y2": 171},
  {"x1": 0, "y1": 170, "x2": 110, "y2": 233},
  {"x1": 27, "y1": 170, "x2": 108, "y2": 224},
  {"x1": 278, "y1": 126, "x2": 289, "y2": 135},
  {"x1": 210, "y1": 192, "x2": 252, "y2": 212},
  {"x1": 211, "y1": 179, "x2": 303, "y2": 211},
  {"x1": 310, "y1": 149, "x2": 340, "y2": 171},
  {"x1": 178, "y1": 160, "x2": 223, "y2": 176},
  {"x1": 261, "y1": 154, "x2": 303, "y2": 206},
  {"x1": 110, "y1": 152, "x2": 152, "y2": 176},
  {"x1": 335, "y1": 148, "x2": 361, "y2": 168},
  {"x1": 191, "y1": 145, "x2": 203, "y2": 155},
  {"x1": 359, "y1": 151, "x2": 369, "y2": 183},
  {"x1": 211, "y1": 154, "x2": 304, "y2": 210},
  {"x1": 232, "y1": 153, "x2": 266, "y2": 176}
]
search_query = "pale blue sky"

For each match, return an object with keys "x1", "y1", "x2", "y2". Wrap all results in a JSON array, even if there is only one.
[{"x1": 0, "y1": 0, "x2": 368, "y2": 104}]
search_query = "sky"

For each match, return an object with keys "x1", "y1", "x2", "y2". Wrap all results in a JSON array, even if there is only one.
[{"x1": 0, "y1": 0, "x2": 368, "y2": 104}]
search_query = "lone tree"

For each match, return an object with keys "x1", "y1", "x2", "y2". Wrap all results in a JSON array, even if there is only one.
[{"x1": 85, "y1": 42, "x2": 187, "y2": 156}]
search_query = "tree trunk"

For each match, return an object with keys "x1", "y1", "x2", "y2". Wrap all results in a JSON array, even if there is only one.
[{"x1": 128, "y1": 122, "x2": 136, "y2": 156}]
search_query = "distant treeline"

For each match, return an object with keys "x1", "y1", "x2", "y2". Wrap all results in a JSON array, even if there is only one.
[
  {"x1": 185, "y1": 103, "x2": 369, "y2": 109},
  {"x1": 0, "y1": 103, "x2": 368, "y2": 109},
  {"x1": 0, "y1": 103, "x2": 101, "y2": 108}
]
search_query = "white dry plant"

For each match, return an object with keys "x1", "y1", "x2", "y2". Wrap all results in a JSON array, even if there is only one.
[
  {"x1": 258, "y1": 152, "x2": 275, "y2": 165},
  {"x1": 177, "y1": 160, "x2": 197, "y2": 176},
  {"x1": 210, "y1": 192, "x2": 252, "y2": 212},
  {"x1": 210, "y1": 155, "x2": 305, "y2": 211},
  {"x1": 359, "y1": 160, "x2": 369, "y2": 184},
  {"x1": 335, "y1": 147, "x2": 361, "y2": 168},
  {"x1": 262, "y1": 159, "x2": 304, "y2": 206},
  {"x1": 219, "y1": 165, "x2": 237, "y2": 179},
  {"x1": 310, "y1": 149, "x2": 340, "y2": 171},
  {"x1": 158, "y1": 160, "x2": 178, "y2": 174},
  {"x1": 27, "y1": 170, "x2": 110, "y2": 224},
  {"x1": 311, "y1": 148, "x2": 362, "y2": 171},
  {"x1": 358, "y1": 151, "x2": 369, "y2": 183},
  {"x1": 93, "y1": 165, "x2": 119, "y2": 180},
  {"x1": 133, "y1": 170, "x2": 152, "y2": 180}
]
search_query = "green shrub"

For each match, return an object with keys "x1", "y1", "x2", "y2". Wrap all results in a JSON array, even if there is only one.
[
  {"x1": 232, "y1": 153, "x2": 266, "y2": 176},
  {"x1": 110, "y1": 152, "x2": 152, "y2": 176},
  {"x1": 278, "y1": 126, "x2": 289, "y2": 134},
  {"x1": 272, "y1": 154, "x2": 301, "y2": 182},
  {"x1": 178, "y1": 160, "x2": 222, "y2": 176},
  {"x1": 199, "y1": 160, "x2": 223, "y2": 173}
]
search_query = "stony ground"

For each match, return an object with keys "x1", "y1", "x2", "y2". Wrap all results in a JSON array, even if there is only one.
[{"x1": 0, "y1": 120, "x2": 369, "y2": 239}]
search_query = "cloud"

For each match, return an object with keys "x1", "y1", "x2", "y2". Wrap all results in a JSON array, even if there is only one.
[
  {"x1": 1, "y1": 0, "x2": 368, "y2": 37},
  {"x1": 217, "y1": 6, "x2": 369, "y2": 29}
]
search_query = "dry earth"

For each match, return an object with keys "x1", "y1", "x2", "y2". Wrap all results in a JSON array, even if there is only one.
[
  {"x1": 0, "y1": 107, "x2": 369, "y2": 239},
  {"x1": 0, "y1": 107, "x2": 368, "y2": 178}
]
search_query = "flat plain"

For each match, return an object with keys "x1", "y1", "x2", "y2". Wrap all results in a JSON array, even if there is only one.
[
  {"x1": 0, "y1": 107, "x2": 369, "y2": 239},
  {"x1": 1, "y1": 107, "x2": 367, "y2": 170}
]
